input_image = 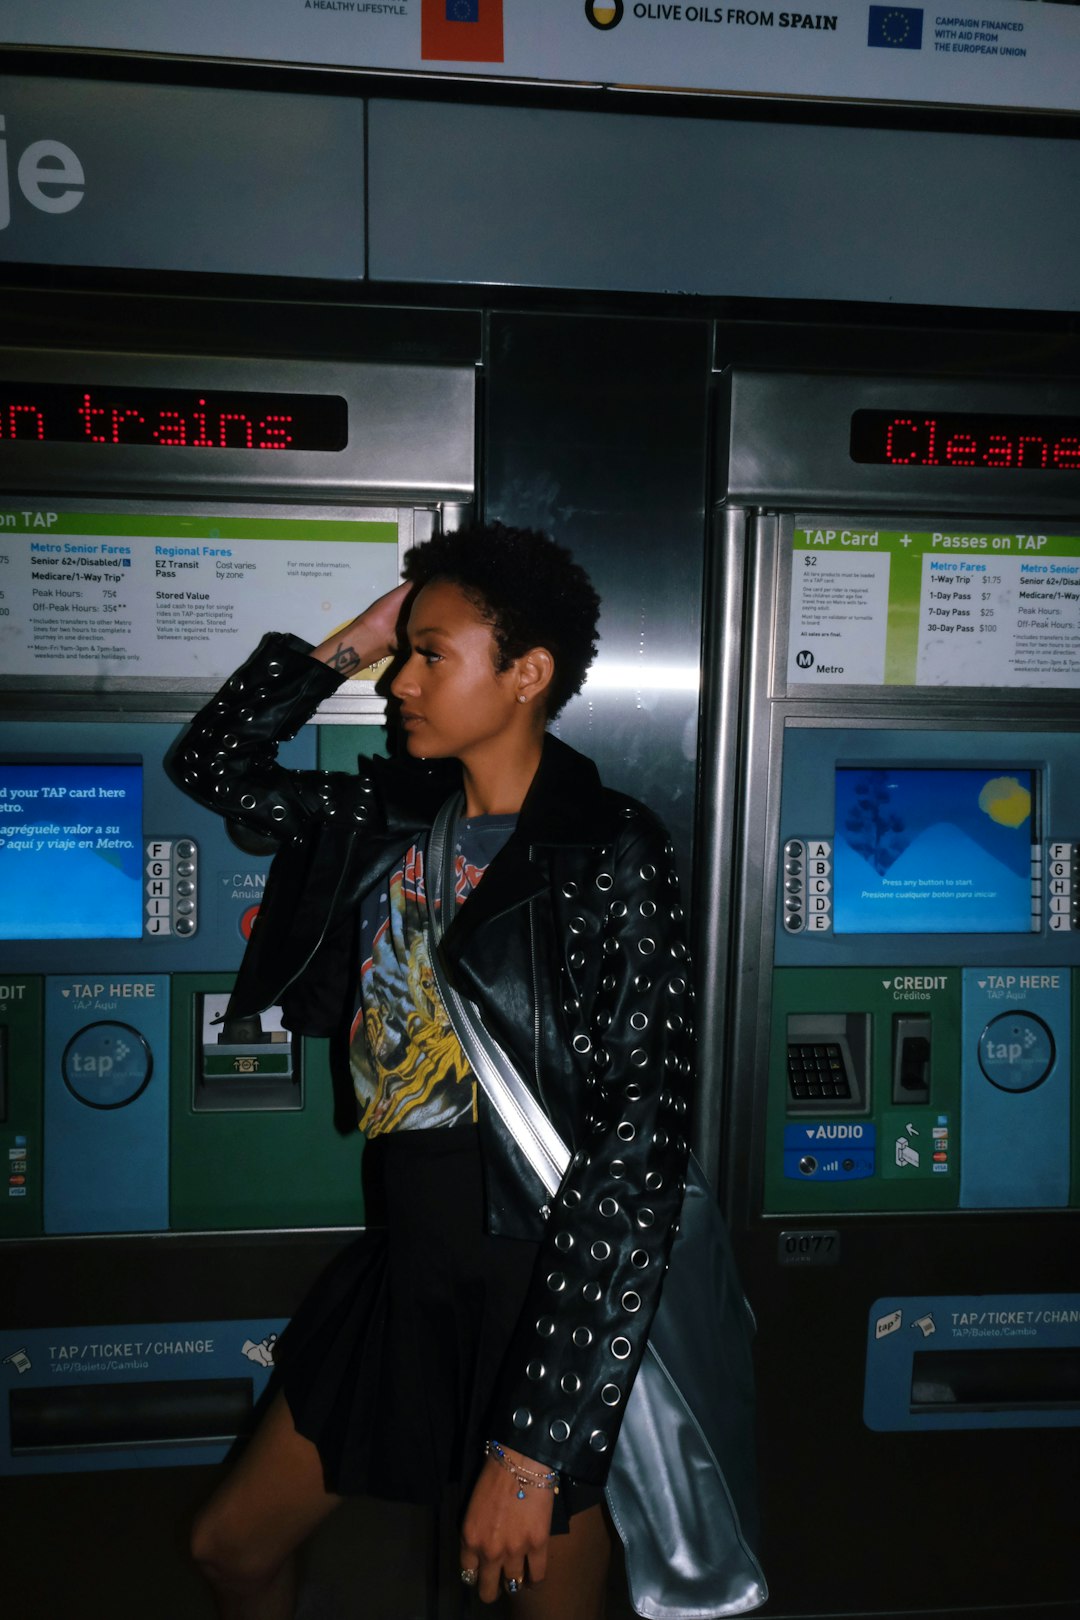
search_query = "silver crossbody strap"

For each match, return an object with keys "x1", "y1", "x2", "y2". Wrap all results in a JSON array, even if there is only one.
[{"x1": 426, "y1": 794, "x2": 570, "y2": 1201}]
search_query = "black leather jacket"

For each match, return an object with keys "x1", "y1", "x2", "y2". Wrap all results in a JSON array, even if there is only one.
[{"x1": 167, "y1": 632, "x2": 693, "y2": 1484}]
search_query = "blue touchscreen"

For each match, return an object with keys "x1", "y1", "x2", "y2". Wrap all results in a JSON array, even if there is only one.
[
  {"x1": 0, "y1": 761, "x2": 143, "y2": 940},
  {"x1": 834, "y1": 767, "x2": 1035, "y2": 935}
]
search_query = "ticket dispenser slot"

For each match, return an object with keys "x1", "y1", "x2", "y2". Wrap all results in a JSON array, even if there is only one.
[
  {"x1": 910, "y1": 1346, "x2": 1080, "y2": 1415},
  {"x1": 194, "y1": 993, "x2": 300, "y2": 1113},
  {"x1": 0, "y1": 1317, "x2": 284, "y2": 1475},
  {"x1": 170, "y1": 972, "x2": 364, "y2": 1232}
]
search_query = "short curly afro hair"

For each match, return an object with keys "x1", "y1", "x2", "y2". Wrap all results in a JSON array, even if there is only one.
[{"x1": 401, "y1": 522, "x2": 600, "y2": 718}]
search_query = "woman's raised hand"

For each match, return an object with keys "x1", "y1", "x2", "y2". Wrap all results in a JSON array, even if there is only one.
[
  {"x1": 460, "y1": 1446, "x2": 555, "y2": 1602},
  {"x1": 311, "y1": 580, "x2": 413, "y2": 675}
]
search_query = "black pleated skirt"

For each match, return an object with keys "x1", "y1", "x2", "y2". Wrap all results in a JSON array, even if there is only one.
[{"x1": 273, "y1": 1126, "x2": 600, "y2": 1532}]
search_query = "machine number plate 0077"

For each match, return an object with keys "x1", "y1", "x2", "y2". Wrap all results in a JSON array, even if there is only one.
[{"x1": 777, "y1": 1229, "x2": 841, "y2": 1266}]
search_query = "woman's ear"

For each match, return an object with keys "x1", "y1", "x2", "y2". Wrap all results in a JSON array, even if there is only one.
[{"x1": 515, "y1": 646, "x2": 556, "y2": 709}]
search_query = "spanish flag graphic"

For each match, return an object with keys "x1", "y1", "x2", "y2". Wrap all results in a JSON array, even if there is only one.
[{"x1": 421, "y1": 0, "x2": 505, "y2": 62}]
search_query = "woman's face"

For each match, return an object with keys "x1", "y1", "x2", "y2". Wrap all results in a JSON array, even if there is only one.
[{"x1": 390, "y1": 580, "x2": 525, "y2": 762}]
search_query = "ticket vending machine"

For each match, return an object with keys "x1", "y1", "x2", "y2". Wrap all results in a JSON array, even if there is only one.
[
  {"x1": 701, "y1": 370, "x2": 1080, "y2": 1618},
  {"x1": 0, "y1": 349, "x2": 474, "y2": 1475}
]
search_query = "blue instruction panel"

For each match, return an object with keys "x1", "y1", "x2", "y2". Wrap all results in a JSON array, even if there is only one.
[
  {"x1": 0, "y1": 1318, "x2": 286, "y2": 1473},
  {"x1": 865, "y1": 1293, "x2": 1080, "y2": 1431}
]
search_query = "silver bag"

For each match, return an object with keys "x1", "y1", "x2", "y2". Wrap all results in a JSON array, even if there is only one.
[
  {"x1": 603, "y1": 1153, "x2": 766, "y2": 1618},
  {"x1": 426, "y1": 798, "x2": 767, "y2": 1619}
]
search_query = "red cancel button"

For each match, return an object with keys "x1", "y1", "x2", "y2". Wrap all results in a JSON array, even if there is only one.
[{"x1": 240, "y1": 904, "x2": 261, "y2": 941}]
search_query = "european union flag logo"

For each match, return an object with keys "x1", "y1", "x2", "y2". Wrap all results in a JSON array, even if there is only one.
[
  {"x1": 867, "y1": 5, "x2": 923, "y2": 48},
  {"x1": 447, "y1": 0, "x2": 480, "y2": 18}
]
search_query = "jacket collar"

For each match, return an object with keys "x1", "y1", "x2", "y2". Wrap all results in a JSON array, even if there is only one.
[
  {"x1": 367, "y1": 749, "x2": 460, "y2": 839},
  {"x1": 518, "y1": 731, "x2": 613, "y2": 846},
  {"x1": 366, "y1": 732, "x2": 617, "y2": 848},
  {"x1": 365, "y1": 734, "x2": 620, "y2": 959},
  {"x1": 454, "y1": 735, "x2": 617, "y2": 952}
]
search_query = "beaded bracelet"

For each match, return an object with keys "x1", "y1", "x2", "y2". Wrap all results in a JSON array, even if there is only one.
[{"x1": 485, "y1": 1438, "x2": 560, "y2": 1498}]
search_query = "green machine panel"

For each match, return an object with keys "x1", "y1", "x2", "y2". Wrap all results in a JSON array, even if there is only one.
[
  {"x1": 167, "y1": 726, "x2": 385, "y2": 1232},
  {"x1": 170, "y1": 973, "x2": 364, "y2": 1231},
  {"x1": 0, "y1": 977, "x2": 43, "y2": 1238},
  {"x1": 766, "y1": 967, "x2": 961, "y2": 1213}
]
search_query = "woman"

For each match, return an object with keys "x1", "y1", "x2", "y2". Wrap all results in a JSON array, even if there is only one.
[{"x1": 169, "y1": 524, "x2": 693, "y2": 1619}]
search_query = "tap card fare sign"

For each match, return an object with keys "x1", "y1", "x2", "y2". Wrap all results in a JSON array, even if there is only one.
[
  {"x1": 788, "y1": 525, "x2": 1080, "y2": 690},
  {"x1": 0, "y1": 509, "x2": 398, "y2": 684}
]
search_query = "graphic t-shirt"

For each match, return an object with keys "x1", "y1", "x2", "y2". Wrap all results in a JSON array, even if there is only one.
[{"x1": 350, "y1": 814, "x2": 517, "y2": 1135}]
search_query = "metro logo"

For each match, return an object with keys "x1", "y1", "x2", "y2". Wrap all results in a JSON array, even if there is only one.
[{"x1": 0, "y1": 115, "x2": 85, "y2": 231}]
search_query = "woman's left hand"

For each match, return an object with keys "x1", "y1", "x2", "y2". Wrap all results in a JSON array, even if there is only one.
[{"x1": 460, "y1": 1446, "x2": 555, "y2": 1602}]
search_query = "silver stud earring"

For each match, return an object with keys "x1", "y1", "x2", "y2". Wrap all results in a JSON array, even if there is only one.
[{"x1": 517, "y1": 694, "x2": 527, "y2": 703}]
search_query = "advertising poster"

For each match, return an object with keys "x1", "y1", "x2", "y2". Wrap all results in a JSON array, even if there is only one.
[{"x1": 2, "y1": 0, "x2": 1080, "y2": 115}]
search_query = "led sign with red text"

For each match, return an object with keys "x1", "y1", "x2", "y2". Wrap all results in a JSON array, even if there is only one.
[
  {"x1": 851, "y1": 411, "x2": 1080, "y2": 472},
  {"x1": 0, "y1": 383, "x2": 348, "y2": 452}
]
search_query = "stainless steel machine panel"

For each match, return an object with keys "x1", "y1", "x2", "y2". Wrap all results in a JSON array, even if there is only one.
[
  {"x1": 0, "y1": 350, "x2": 475, "y2": 503},
  {"x1": 718, "y1": 369, "x2": 1080, "y2": 516}
]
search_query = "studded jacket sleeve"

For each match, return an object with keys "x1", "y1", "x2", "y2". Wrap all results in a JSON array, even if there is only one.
[
  {"x1": 486, "y1": 813, "x2": 694, "y2": 1487},
  {"x1": 166, "y1": 632, "x2": 352, "y2": 839}
]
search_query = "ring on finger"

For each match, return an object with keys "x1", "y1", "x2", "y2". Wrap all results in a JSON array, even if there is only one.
[
  {"x1": 460, "y1": 1568, "x2": 479, "y2": 1588},
  {"x1": 504, "y1": 1576, "x2": 524, "y2": 1596}
]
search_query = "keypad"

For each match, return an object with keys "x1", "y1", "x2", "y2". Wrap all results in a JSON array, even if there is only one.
[{"x1": 787, "y1": 1041, "x2": 852, "y2": 1102}]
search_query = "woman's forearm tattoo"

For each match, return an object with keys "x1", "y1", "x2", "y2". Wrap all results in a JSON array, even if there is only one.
[{"x1": 327, "y1": 643, "x2": 362, "y2": 674}]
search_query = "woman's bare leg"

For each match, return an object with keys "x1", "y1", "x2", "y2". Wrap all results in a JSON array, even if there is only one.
[
  {"x1": 191, "y1": 1391, "x2": 343, "y2": 1620},
  {"x1": 509, "y1": 1504, "x2": 612, "y2": 1620}
]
